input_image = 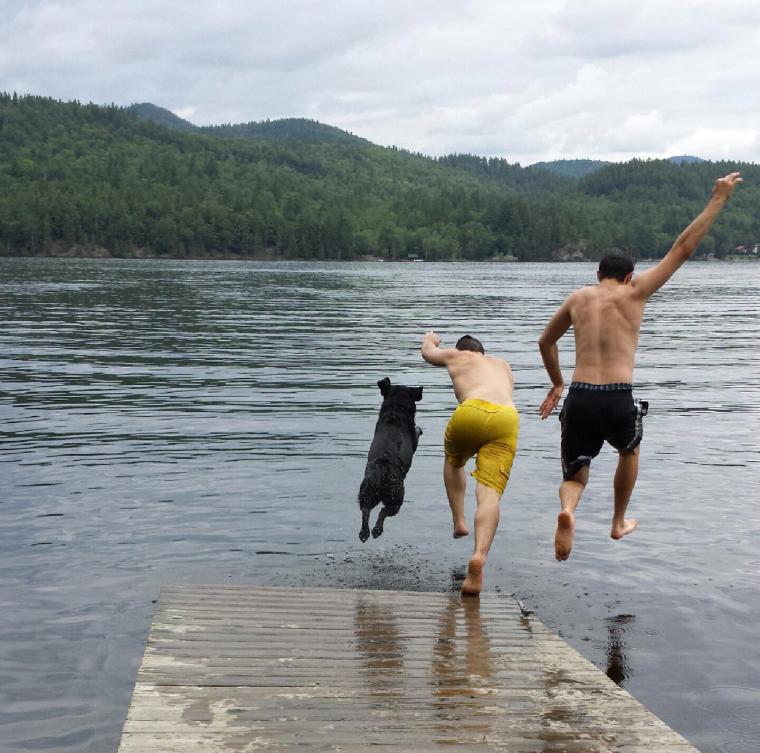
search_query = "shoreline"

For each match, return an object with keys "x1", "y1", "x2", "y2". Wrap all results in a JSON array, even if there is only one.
[{"x1": 1, "y1": 246, "x2": 756, "y2": 263}]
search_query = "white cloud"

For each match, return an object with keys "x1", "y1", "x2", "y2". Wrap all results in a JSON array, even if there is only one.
[
  {"x1": 1, "y1": 0, "x2": 759, "y2": 163},
  {"x1": 174, "y1": 106, "x2": 197, "y2": 120},
  {"x1": 667, "y1": 128, "x2": 759, "y2": 161}
]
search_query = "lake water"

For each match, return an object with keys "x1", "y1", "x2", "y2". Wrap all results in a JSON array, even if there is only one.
[{"x1": 1, "y1": 257, "x2": 758, "y2": 753}]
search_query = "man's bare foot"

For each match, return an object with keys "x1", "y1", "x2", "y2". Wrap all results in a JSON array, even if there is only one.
[
  {"x1": 461, "y1": 556, "x2": 484, "y2": 595},
  {"x1": 555, "y1": 510, "x2": 575, "y2": 561},
  {"x1": 453, "y1": 520, "x2": 469, "y2": 538},
  {"x1": 611, "y1": 518, "x2": 638, "y2": 540}
]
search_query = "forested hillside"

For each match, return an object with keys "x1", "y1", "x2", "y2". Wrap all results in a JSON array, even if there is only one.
[{"x1": 2, "y1": 94, "x2": 758, "y2": 261}]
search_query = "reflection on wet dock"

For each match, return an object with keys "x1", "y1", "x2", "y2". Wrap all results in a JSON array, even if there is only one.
[{"x1": 118, "y1": 586, "x2": 699, "y2": 751}]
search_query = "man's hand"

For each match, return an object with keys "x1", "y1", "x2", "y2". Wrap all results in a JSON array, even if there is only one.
[
  {"x1": 421, "y1": 330, "x2": 448, "y2": 366},
  {"x1": 713, "y1": 172, "x2": 743, "y2": 201},
  {"x1": 539, "y1": 385, "x2": 564, "y2": 420},
  {"x1": 423, "y1": 330, "x2": 441, "y2": 347}
]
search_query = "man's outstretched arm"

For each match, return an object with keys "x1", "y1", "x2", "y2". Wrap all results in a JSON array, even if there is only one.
[
  {"x1": 538, "y1": 300, "x2": 572, "y2": 419},
  {"x1": 632, "y1": 172, "x2": 742, "y2": 299}
]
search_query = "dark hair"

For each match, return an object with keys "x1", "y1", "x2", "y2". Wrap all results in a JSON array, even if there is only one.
[
  {"x1": 455, "y1": 335, "x2": 485, "y2": 354},
  {"x1": 598, "y1": 252, "x2": 634, "y2": 282}
]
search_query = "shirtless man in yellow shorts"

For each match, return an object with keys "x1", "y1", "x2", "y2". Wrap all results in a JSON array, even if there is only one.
[{"x1": 421, "y1": 332, "x2": 519, "y2": 595}]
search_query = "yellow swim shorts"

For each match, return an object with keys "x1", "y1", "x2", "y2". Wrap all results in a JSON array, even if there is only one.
[{"x1": 444, "y1": 398, "x2": 519, "y2": 495}]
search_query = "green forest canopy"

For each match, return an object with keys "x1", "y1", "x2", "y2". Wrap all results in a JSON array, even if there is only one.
[{"x1": 1, "y1": 93, "x2": 758, "y2": 261}]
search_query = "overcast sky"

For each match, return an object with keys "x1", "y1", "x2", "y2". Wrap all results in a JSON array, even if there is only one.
[{"x1": 2, "y1": 0, "x2": 759, "y2": 164}]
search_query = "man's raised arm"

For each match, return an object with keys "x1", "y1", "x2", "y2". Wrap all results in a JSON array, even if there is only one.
[{"x1": 632, "y1": 172, "x2": 742, "y2": 299}]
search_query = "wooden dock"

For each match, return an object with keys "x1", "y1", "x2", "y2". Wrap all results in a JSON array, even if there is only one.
[{"x1": 118, "y1": 585, "x2": 699, "y2": 752}]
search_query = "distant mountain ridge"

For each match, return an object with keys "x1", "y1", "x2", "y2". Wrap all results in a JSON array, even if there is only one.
[
  {"x1": 668, "y1": 155, "x2": 705, "y2": 165},
  {"x1": 530, "y1": 159, "x2": 611, "y2": 178},
  {"x1": 129, "y1": 103, "x2": 708, "y2": 168},
  {"x1": 127, "y1": 103, "x2": 199, "y2": 132},
  {"x1": 532, "y1": 155, "x2": 705, "y2": 178},
  {"x1": 128, "y1": 102, "x2": 368, "y2": 146},
  {"x1": 202, "y1": 118, "x2": 369, "y2": 146}
]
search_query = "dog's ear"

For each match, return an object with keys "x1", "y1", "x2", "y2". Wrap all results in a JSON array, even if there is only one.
[
  {"x1": 412, "y1": 386, "x2": 423, "y2": 401},
  {"x1": 377, "y1": 377, "x2": 391, "y2": 395}
]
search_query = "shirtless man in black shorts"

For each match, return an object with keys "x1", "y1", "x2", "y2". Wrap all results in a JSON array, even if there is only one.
[{"x1": 538, "y1": 172, "x2": 742, "y2": 561}]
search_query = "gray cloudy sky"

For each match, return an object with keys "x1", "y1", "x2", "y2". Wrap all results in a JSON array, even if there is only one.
[{"x1": 2, "y1": 0, "x2": 759, "y2": 164}]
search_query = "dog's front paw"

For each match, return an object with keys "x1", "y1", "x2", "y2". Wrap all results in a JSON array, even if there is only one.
[{"x1": 359, "y1": 527, "x2": 370, "y2": 543}]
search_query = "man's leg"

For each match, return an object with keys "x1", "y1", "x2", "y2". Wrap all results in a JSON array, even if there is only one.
[
  {"x1": 555, "y1": 465, "x2": 589, "y2": 561},
  {"x1": 443, "y1": 460, "x2": 469, "y2": 538},
  {"x1": 461, "y1": 482, "x2": 500, "y2": 595},
  {"x1": 611, "y1": 447, "x2": 639, "y2": 540}
]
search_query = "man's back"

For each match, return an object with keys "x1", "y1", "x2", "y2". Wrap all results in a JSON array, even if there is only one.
[
  {"x1": 445, "y1": 351, "x2": 514, "y2": 406},
  {"x1": 569, "y1": 282, "x2": 646, "y2": 385}
]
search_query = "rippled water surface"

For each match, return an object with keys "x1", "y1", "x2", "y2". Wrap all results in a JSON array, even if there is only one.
[{"x1": 1, "y1": 257, "x2": 759, "y2": 753}]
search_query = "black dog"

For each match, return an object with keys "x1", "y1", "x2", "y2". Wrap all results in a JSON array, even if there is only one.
[{"x1": 358, "y1": 377, "x2": 423, "y2": 542}]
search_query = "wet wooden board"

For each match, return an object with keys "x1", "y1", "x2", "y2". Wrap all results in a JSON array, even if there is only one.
[{"x1": 118, "y1": 586, "x2": 700, "y2": 752}]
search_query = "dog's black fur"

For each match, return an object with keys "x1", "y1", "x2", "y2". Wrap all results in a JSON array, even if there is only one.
[{"x1": 358, "y1": 377, "x2": 423, "y2": 542}]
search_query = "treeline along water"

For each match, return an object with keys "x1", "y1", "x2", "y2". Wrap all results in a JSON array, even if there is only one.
[{"x1": 0, "y1": 257, "x2": 758, "y2": 753}]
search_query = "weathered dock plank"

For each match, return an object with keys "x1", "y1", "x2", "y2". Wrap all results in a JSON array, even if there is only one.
[{"x1": 118, "y1": 586, "x2": 699, "y2": 752}]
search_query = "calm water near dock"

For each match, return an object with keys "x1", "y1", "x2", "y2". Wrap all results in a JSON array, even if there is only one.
[{"x1": 1, "y1": 257, "x2": 759, "y2": 753}]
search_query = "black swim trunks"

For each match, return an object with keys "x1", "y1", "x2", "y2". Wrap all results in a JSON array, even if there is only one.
[{"x1": 559, "y1": 382, "x2": 648, "y2": 480}]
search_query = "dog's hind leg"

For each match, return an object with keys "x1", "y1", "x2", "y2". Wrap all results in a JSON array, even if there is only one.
[
  {"x1": 372, "y1": 489, "x2": 403, "y2": 539},
  {"x1": 358, "y1": 478, "x2": 377, "y2": 543},
  {"x1": 371, "y1": 506, "x2": 389, "y2": 539},
  {"x1": 371, "y1": 506, "x2": 390, "y2": 539},
  {"x1": 359, "y1": 506, "x2": 371, "y2": 542}
]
